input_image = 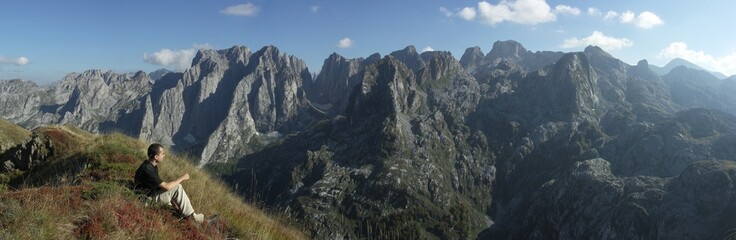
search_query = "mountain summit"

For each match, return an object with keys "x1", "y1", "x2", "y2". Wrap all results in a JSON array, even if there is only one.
[{"x1": 650, "y1": 57, "x2": 727, "y2": 79}]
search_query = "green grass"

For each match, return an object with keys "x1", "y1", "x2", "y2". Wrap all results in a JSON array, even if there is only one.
[
  {"x1": 0, "y1": 117, "x2": 31, "y2": 152},
  {"x1": 0, "y1": 126, "x2": 307, "y2": 239}
]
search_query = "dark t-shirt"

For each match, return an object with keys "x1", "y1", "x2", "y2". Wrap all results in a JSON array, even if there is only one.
[{"x1": 134, "y1": 160, "x2": 164, "y2": 196}]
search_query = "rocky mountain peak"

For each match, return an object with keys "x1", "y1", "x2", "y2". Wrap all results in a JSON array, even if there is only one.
[
  {"x1": 347, "y1": 55, "x2": 416, "y2": 118},
  {"x1": 583, "y1": 45, "x2": 613, "y2": 59},
  {"x1": 481, "y1": 40, "x2": 565, "y2": 73},
  {"x1": 389, "y1": 45, "x2": 425, "y2": 73},
  {"x1": 548, "y1": 52, "x2": 599, "y2": 120},
  {"x1": 417, "y1": 51, "x2": 463, "y2": 86},
  {"x1": 256, "y1": 45, "x2": 281, "y2": 60},
  {"x1": 487, "y1": 40, "x2": 527, "y2": 61},
  {"x1": 325, "y1": 52, "x2": 346, "y2": 63},
  {"x1": 460, "y1": 46, "x2": 484, "y2": 71},
  {"x1": 365, "y1": 53, "x2": 382, "y2": 63},
  {"x1": 305, "y1": 52, "x2": 364, "y2": 111},
  {"x1": 664, "y1": 65, "x2": 721, "y2": 88},
  {"x1": 148, "y1": 68, "x2": 172, "y2": 81},
  {"x1": 582, "y1": 45, "x2": 628, "y2": 78}
]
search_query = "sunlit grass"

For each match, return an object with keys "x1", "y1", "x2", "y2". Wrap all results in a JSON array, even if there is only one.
[
  {"x1": 0, "y1": 117, "x2": 31, "y2": 151},
  {"x1": 0, "y1": 127, "x2": 306, "y2": 239}
]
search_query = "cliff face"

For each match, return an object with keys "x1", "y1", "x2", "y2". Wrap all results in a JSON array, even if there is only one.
[
  {"x1": 144, "y1": 45, "x2": 317, "y2": 165},
  {"x1": 226, "y1": 52, "x2": 494, "y2": 239},
  {"x1": 0, "y1": 46, "x2": 317, "y2": 166},
  {"x1": 304, "y1": 52, "x2": 380, "y2": 116}
]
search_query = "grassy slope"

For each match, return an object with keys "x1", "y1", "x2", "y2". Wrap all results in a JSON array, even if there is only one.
[
  {"x1": 0, "y1": 126, "x2": 305, "y2": 240},
  {"x1": 0, "y1": 118, "x2": 31, "y2": 152}
]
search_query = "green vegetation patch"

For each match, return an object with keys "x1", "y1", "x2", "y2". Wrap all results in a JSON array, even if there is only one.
[{"x1": 0, "y1": 118, "x2": 31, "y2": 152}]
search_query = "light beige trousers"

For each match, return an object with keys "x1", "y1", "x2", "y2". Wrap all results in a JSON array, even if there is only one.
[{"x1": 154, "y1": 184, "x2": 195, "y2": 217}]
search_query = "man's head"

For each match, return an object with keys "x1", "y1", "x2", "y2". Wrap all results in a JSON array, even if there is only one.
[{"x1": 147, "y1": 143, "x2": 165, "y2": 163}]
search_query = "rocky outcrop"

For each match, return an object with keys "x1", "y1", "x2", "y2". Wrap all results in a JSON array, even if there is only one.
[
  {"x1": 0, "y1": 79, "x2": 44, "y2": 125},
  {"x1": 43, "y1": 70, "x2": 152, "y2": 136},
  {"x1": 226, "y1": 53, "x2": 494, "y2": 239},
  {"x1": 0, "y1": 46, "x2": 318, "y2": 166},
  {"x1": 144, "y1": 45, "x2": 317, "y2": 165},
  {"x1": 459, "y1": 46, "x2": 484, "y2": 75},
  {"x1": 304, "y1": 52, "x2": 380, "y2": 116},
  {"x1": 487, "y1": 158, "x2": 736, "y2": 240},
  {"x1": 1, "y1": 132, "x2": 53, "y2": 172},
  {"x1": 481, "y1": 40, "x2": 565, "y2": 73},
  {"x1": 148, "y1": 68, "x2": 172, "y2": 81},
  {"x1": 197, "y1": 46, "x2": 316, "y2": 166},
  {"x1": 663, "y1": 66, "x2": 736, "y2": 115},
  {"x1": 388, "y1": 45, "x2": 426, "y2": 73}
]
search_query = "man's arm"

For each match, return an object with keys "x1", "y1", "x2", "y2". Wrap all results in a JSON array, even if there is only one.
[{"x1": 159, "y1": 173, "x2": 190, "y2": 191}]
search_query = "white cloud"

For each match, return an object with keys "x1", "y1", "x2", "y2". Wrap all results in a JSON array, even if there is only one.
[
  {"x1": 439, "y1": 7, "x2": 453, "y2": 17},
  {"x1": 143, "y1": 44, "x2": 216, "y2": 71},
  {"x1": 587, "y1": 7, "x2": 601, "y2": 16},
  {"x1": 554, "y1": 5, "x2": 580, "y2": 15},
  {"x1": 603, "y1": 11, "x2": 618, "y2": 20},
  {"x1": 458, "y1": 7, "x2": 477, "y2": 20},
  {"x1": 337, "y1": 38, "x2": 353, "y2": 48},
  {"x1": 0, "y1": 56, "x2": 29, "y2": 66},
  {"x1": 476, "y1": 0, "x2": 556, "y2": 26},
  {"x1": 220, "y1": 3, "x2": 260, "y2": 16},
  {"x1": 602, "y1": 10, "x2": 663, "y2": 29},
  {"x1": 310, "y1": 6, "x2": 320, "y2": 13},
  {"x1": 560, "y1": 31, "x2": 633, "y2": 51},
  {"x1": 633, "y1": 11, "x2": 664, "y2": 29},
  {"x1": 619, "y1": 11, "x2": 635, "y2": 23},
  {"x1": 659, "y1": 42, "x2": 736, "y2": 76},
  {"x1": 421, "y1": 46, "x2": 435, "y2": 52},
  {"x1": 456, "y1": 0, "x2": 583, "y2": 26}
]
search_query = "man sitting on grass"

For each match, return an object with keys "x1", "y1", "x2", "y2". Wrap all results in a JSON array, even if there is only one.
[{"x1": 134, "y1": 143, "x2": 205, "y2": 223}]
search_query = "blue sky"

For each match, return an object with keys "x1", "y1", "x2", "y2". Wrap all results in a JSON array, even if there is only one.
[{"x1": 1, "y1": 0, "x2": 735, "y2": 84}]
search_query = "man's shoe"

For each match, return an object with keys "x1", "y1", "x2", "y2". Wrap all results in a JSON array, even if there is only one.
[{"x1": 191, "y1": 213, "x2": 205, "y2": 223}]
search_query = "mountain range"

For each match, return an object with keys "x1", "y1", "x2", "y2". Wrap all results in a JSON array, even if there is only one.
[
  {"x1": 650, "y1": 57, "x2": 729, "y2": 79},
  {"x1": 2, "y1": 40, "x2": 736, "y2": 239}
]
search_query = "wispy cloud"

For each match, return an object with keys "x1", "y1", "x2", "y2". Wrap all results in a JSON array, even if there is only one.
[
  {"x1": 554, "y1": 5, "x2": 580, "y2": 16},
  {"x1": 587, "y1": 7, "x2": 601, "y2": 16},
  {"x1": 337, "y1": 38, "x2": 353, "y2": 48},
  {"x1": 0, "y1": 55, "x2": 29, "y2": 66},
  {"x1": 450, "y1": 0, "x2": 582, "y2": 26},
  {"x1": 143, "y1": 44, "x2": 214, "y2": 71},
  {"x1": 439, "y1": 7, "x2": 454, "y2": 17},
  {"x1": 659, "y1": 42, "x2": 736, "y2": 76},
  {"x1": 421, "y1": 46, "x2": 435, "y2": 52},
  {"x1": 560, "y1": 31, "x2": 633, "y2": 51},
  {"x1": 310, "y1": 6, "x2": 320, "y2": 13},
  {"x1": 458, "y1": 7, "x2": 477, "y2": 20},
  {"x1": 603, "y1": 11, "x2": 618, "y2": 20},
  {"x1": 220, "y1": 3, "x2": 261, "y2": 16},
  {"x1": 602, "y1": 10, "x2": 663, "y2": 29}
]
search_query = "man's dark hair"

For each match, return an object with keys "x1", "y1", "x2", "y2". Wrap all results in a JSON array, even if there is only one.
[{"x1": 147, "y1": 143, "x2": 164, "y2": 159}]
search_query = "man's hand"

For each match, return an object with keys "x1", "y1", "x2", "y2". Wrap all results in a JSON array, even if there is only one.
[{"x1": 160, "y1": 173, "x2": 191, "y2": 191}]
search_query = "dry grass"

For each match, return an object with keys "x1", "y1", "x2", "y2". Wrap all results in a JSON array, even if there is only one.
[
  {"x1": 157, "y1": 150, "x2": 307, "y2": 240},
  {"x1": 0, "y1": 117, "x2": 31, "y2": 151},
  {"x1": 0, "y1": 128, "x2": 306, "y2": 239}
]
